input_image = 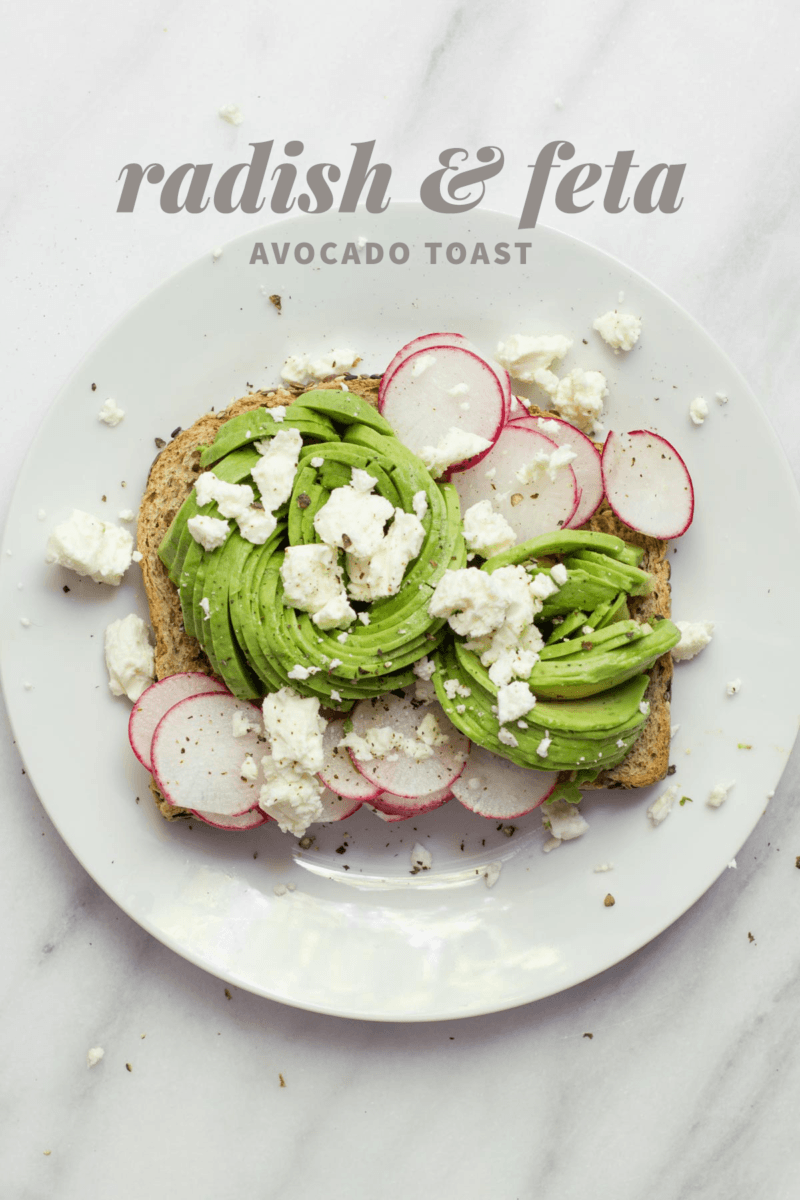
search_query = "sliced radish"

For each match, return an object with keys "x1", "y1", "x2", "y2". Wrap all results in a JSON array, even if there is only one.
[
  {"x1": 315, "y1": 788, "x2": 363, "y2": 822},
  {"x1": 346, "y1": 695, "x2": 470, "y2": 799},
  {"x1": 364, "y1": 802, "x2": 409, "y2": 822},
  {"x1": 510, "y1": 414, "x2": 604, "y2": 529},
  {"x1": 191, "y1": 806, "x2": 270, "y2": 830},
  {"x1": 319, "y1": 717, "x2": 382, "y2": 801},
  {"x1": 369, "y1": 785, "x2": 453, "y2": 817},
  {"x1": 452, "y1": 423, "x2": 578, "y2": 541},
  {"x1": 379, "y1": 346, "x2": 506, "y2": 471},
  {"x1": 129, "y1": 672, "x2": 227, "y2": 772},
  {"x1": 509, "y1": 395, "x2": 530, "y2": 419},
  {"x1": 602, "y1": 429, "x2": 694, "y2": 538},
  {"x1": 151, "y1": 692, "x2": 264, "y2": 816},
  {"x1": 380, "y1": 333, "x2": 511, "y2": 415},
  {"x1": 451, "y1": 746, "x2": 557, "y2": 818}
]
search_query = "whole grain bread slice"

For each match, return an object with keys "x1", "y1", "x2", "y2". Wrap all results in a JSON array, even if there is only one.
[{"x1": 137, "y1": 379, "x2": 672, "y2": 813}]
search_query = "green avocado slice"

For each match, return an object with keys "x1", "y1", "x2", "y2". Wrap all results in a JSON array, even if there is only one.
[
  {"x1": 200, "y1": 408, "x2": 337, "y2": 468},
  {"x1": 293, "y1": 389, "x2": 395, "y2": 434},
  {"x1": 526, "y1": 618, "x2": 681, "y2": 699}
]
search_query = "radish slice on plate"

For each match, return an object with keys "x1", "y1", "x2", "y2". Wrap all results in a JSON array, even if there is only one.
[
  {"x1": 151, "y1": 692, "x2": 264, "y2": 816},
  {"x1": 364, "y1": 802, "x2": 409, "y2": 822},
  {"x1": 509, "y1": 395, "x2": 530, "y2": 419},
  {"x1": 191, "y1": 806, "x2": 270, "y2": 830},
  {"x1": 345, "y1": 695, "x2": 470, "y2": 798},
  {"x1": 451, "y1": 746, "x2": 557, "y2": 818},
  {"x1": 510, "y1": 413, "x2": 604, "y2": 529},
  {"x1": 129, "y1": 672, "x2": 227, "y2": 772},
  {"x1": 315, "y1": 788, "x2": 362, "y2": 822},
  {"x1": 379, "y1": 346, "x2": 506, "y2": 472},
  {"x1": 369, "y1": 785, "x2": 453, "y2": 817},
  {"x1": 319, "y1": 717, "x2": 382, "y2": 801},
  {"x1": 452, "y1": 424, "x2": 578, "y2": 541},
  {"x1": 602, "y1": 429, "x2": 694, "y2": 538},
  {"x1": 380, "y1": 333, "x2": 511, "y2": 415}
]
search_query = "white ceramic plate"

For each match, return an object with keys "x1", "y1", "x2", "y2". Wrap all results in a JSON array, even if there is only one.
[{"x1": 2, "y1": 205, "x2": 799, "y2": 1022}]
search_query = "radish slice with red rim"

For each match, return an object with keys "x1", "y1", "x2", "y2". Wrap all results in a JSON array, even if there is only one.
[
  {"x1": 191, "y1": 806, "x2": 270, "y2": 830},
  {"x1": 319, "y1": 717, "x2": 382, "y2": 801},
  {"x1": 379, "y1": 346, "x2": 506, "y2": 472},
  {"x1": 315, "y1": 788, "x2": 362, "y2": 822},
  {"x1": 601, "y1": 429, "x2": 694, "y2": 538},
  {"x1": 369, "y1": 785, "x2": 452, "y2": 817},
  {"x1": 380, "y1": 333, "x2": 511, "y2": 416},
  {"x1": 451, "y1": 746, "x2": 557, "y2": 818},
  {"x1": 509, "y1": 395, "x2": 529, "y2": 419},
  {"x1": 151, "y1": 692, "x2": 264, "y2": 816},
  {"x1": 364, "y1": 802, "x2": 409, "y2": 822},
  {"x1": 509, "y1": 413, "x2": 604, "y2": 529},
  {"x1": 345, "y1": 694, "x2": 469, "y2": 799},
  {"x1": 452, "y1": 423, "x2": 578, "y2": 541},
  {"x1": 129, "y1": 672, "x2": 227, "y2": 772}
]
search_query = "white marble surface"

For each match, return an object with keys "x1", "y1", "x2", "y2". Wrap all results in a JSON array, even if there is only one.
[{"x1": 3, "y1": 1, "x2": 800, "y2": 1196}]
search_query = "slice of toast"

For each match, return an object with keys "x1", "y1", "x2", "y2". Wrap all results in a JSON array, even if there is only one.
[{"x1": 137, "y1": 379, "x2": 672, "y2": 811}]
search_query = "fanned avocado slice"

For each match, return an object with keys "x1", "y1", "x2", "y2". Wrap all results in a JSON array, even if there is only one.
[
  {"x1": 293, "y1": 389, "x2": 395, "y2": 434},
  {"x1": 199, "y1": 407, "x2": 337, "y2": 468}
]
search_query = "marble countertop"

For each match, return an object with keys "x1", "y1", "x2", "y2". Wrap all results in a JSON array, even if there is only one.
[{"x1": 3, "y1": 2, "x2": 800, "y2": 1196}]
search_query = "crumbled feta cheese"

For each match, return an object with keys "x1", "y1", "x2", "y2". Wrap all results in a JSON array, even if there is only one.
[
  {"x1": 45, "y1": 510, "x2": 134, "y2": 585},
  {"x1": 726, "y1": 678, "x2": 741, "y2": 696},
  {"x1": 708, "y1": 780, "x2": 735, "y2": 808},
  {"x1": 536, "y1": 732, "x2": 551, "y2": 758},
  {"x1": 330, "y1": 689, "x2": 342, "y2": 703},
  {"x1": 280, "y1": 355, "x2": 310, "y2": 385},
  {"x1": 483, "y1": 860, "x2": 502, "y2": 887},
  {"x1": 647, "y1": 783, "x2": 679, "y2": 826},
  {"x1": 236, "y1": 507, "x2": 278, "y2": 545},
  {"x1": 240, "y1": 754, "x2": 259, "y2": 782},
  {"x1": 287, "y1": 664, "x2": 321, "y2": 680},
  {"x1": 280, "y1": 348, "x2": 360, "y2": 385},
  {"x1": 346, "y1": 508, "x2": 425, "y2": 601},
  {"x1": 314, "y1": 484, "x2": 393, "y2": 557},
  {"x1": 273, "y1": 883, "x2": 288, "y2": 896},
  {"x1": 412, "y1": 490, "x2": 428, "y2": 521},
  {"x1": 592, "y1": 311, "x2": 642, "y2": 352},
  {"x1": 219, "y1": 103, "x2": 244, "y2": 125},
  {"x1": 118, "y1": 509, "x2": 135, "y2": 522},
  {"x1": 418, "y1": 427, "x2": 492, "y2": 478},
  {"x1": 551, "y1": 369, "x2": 608, "y2": 434},
  {"x1": 350, "y1": 468, "x2": 377, "y2": 493},
  {"x1": 447, "y1": 382, "x2": 470, "y2": 396},
  {"x1": 689, "y1": 396, "x2": 709, "y2": 425},
  {"x1": 412, "y1": 656, "x2": 435, "y2": 681},
  {"x1": 542, "y1": 798, "x2": 588, "y2": 840},
  {"x1": 269, "y1": 406, "x2": 286, "y2": 422},
  {"x1": 259, "y1": 759, "x2": 325, "y2": 835},
  {"x1": 428, "y1": 567, "x2": 508, "y2": 639},
  {"x1": 672, "y1": 620, "x2": 714, "y2": 662},
  {"x1": 104, "y1": 614, "x2": 154, "y2": 702},
  {"x1": 258, "y1": 690, "x2": 327, "y2": 834},
  {"x1": 551, "y1": 562, "x2": 568, "y2": 586},
  {"x1": 411, "y1": 353, "x2": 436, "y2": 377},
  {"x1": 252, "y1": 427, "x2": 303, "y2": 511},
  {"x1": 715, "y1": 391, "x2": 729, "y2": 404},
  {"x1": 87, "y1": 1047, "x2": 105, "y2": 1068},
  {"x1": 212, "y1": 246, "x2": 223, "y2": 260},
  {"x1": 20, "y1": 617, "x2": 30, "y2": 627},
  {"x1": 443, "y1": 678, "x2": 471, "y2": 699},
  {"x1": 339, "y1": 726, "x2": 433, "y2": 763},
  {"x1": 639, "y1": 700, "x2": 650, "y2": 715},
  {"x1": 516, "y1": 444, "x2": 577, "y2": 485},
  {"x1": 310, "y1": 456, "x2": 324, "y2": 468},
  {"x1": 496, "y1": 680, "x2": 536, "y2": 724},
  {"x1": 410, "y1": 843, "x2": 433, "y2": 871},
  {"x1": 328, "y1": 658, "x2": 342, "y2": 669},
  {"x1": 495, "y1": 334, "x2": 573, "y2": 381},
  {"x1": 670, "y1": 724, "x2": 680, "y2": 739},
  {"x1": 187, "y1": 514, "x2": 230, "y2": 551},
  {"x1": 417, "y1": 712, "x2": 449, "y2": 747},
  {"x1": 543, "y1": 837, "x2": 562, "y2": 853},
  {"x1": 415, "y1": 678, "x2": 437, "y2": 704},
  {"x1": 336, "y1": 631, "x2": 348, "y2": 643},
  {"x1": 462, "y1": 500, "x2": 516, "y2": 558},
  {"x1": 529, "y1": 572, "x2": 559, "y2": 600},
  {"x1": 131, "y1": 551, "x2": 143, "y2": 563},
  {"x1": 498, "y1": 727, "x2": 518, "y2": 747},
  {"x1": 232, "y1": 710, "x2": 261, "y2": 737},
  {"x1": 593, "y1": 862, "x2": 614, "y2": 873},
  {"x1": 98, "y1": 397, "x2": 125, "y2": 426},
  {"x1": 357, "y1": 611, "x2": 370, "y2": 626},
  {"x1": 281, "y1": 544, "x2": 355, "y2": 629},
  {"x1": 199, "y1": 597, "x2": 211, "y2": 621}
]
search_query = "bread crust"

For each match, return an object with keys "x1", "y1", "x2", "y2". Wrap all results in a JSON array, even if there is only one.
[{"x1": 137, "y1": 379, "x2": 672, "y2": 805}]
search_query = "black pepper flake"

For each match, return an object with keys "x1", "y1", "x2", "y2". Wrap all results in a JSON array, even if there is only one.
[
  {"x1": 269, "y1": 295, "x2": 282, "y2": 314},
  {"x1": 154, "y1": 437, "x2": 166, "y2": 449},
  {"x1": 91, "y1": 382, "x2": 97, "y2": 391},
  {"x1": 583, "y1": 1032, "x2": 594, "y2": 1039},
  {"x1": 62, "y1": 585, "x2": 70, "y2": 593},
  {"x1": 748, "y1": 932, "x2": 755, "y2": 943},
  {"x1": 667, "y1": 765, "x2": 676, "y2": 776},
  {"x1": 297, "y1": 493, "x2": 311, "y2": 509},
  {"x1": 335, "y1": 844, "x2": 347, "y2": 855},
  {"x1": 342, "y1": 533, "x2": 352, "y2": 548},
  {"x1": 170, "y1": 426, "x2": 182, "y2": 438},
  {"x1": 224, "y1": 988, "x2": 232, "y2": 999}
]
